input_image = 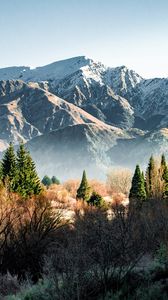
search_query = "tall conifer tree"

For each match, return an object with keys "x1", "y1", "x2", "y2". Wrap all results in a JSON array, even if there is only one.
[
  {"x1": 142, "y1": 171, "x2": 145, "y2": 185},
  {"x1": 0, "y1": 162, "x2": 3, "y2": 180},
  {"x1": 160, "y1": 154, "x2": 168, "y2": 198},
  {"x1": 145, "y1": 155, "x2": 155, "y2": 198},
  {"x1": 1, "y1": 142, "x2": 17, "y2": 190},
  {"x1": 15, "y1": 143, "x2": 41, "y2": 197},
  {"x1": 129, "y1": 165, "x2": 147, "y2": 206},
  {"x1": 76, "y1": 170, "x2": 91, "y2": 201},
  {"x1": 161, "y1": 154, "x2": 168, "y2": 182}
]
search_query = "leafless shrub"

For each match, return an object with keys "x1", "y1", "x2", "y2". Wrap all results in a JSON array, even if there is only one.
[
  {"x1": 63, "y1": 179, "x2": 80, "y2": 198},
  {"x1": 0, "y1": 191, "x2": 67, "y2": 280},
  {"x1": 106, "y1": 168, "x2": 132, "y2": 196}
]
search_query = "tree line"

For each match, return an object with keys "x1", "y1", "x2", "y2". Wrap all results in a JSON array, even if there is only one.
[
  {"x1": 0, "y1": 143, "x2": 104, "y2": 208},
  {"x1": 0, "y1": 143, "x2": 41, "y2": 197},
  {"x1": 0, "y1": 143, "x2": 62, "y2": 198}
]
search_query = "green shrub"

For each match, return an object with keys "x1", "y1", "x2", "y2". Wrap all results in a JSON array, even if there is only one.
[
  {"x1": 87, "y1": 191, "x2": 104, "y2": 207},
  {"x1": 135, "y1": 283, "x2": 167, "y2": 300},
  {"x1": 98, "y1": 283, "x2": 167, "y2": 300},
  {"x1": 51, "y1": 176, "x2": 60, "y2": 185},
  {"x1": 6, "y1": 279, "x2": 56, "y2": 300},
  {"x1": 42, "y1": 176, "x2": 52, "y2": 187},
  {"x1": 155, "y1": 243, "x2": 168, "y2": 267}
]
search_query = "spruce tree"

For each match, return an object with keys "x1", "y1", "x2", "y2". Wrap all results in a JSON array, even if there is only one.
[
  {"x1": 0, "y1": 162, "x2": 3, "y2": 187},
  {"x1": 161, "y1": 154, "x2": 168, "y2": 182},
  {"x1": 76, "y1": 170, "x2": 91, "y2": 201},
  {"x1": 145, "y1": 155, "x2": 155, "y2": 198},
  {"x1": 26, "y1": 153, "x2": 42, "y2": 195},
  {"x1": 161, "y1": 154, "x2": 167, "y2": 170},
  {"x1": 1, "y1": 142, "x2": 17, "y2": 190},
  {"x1": 142, "y1": 171, "x2": 145, "y2": 185},
  {"x1": 129, "y1": 165, "x2": 146, "y2": 205},
  {"x1": 0, "y1": 162, "x2": 3, "y2": 181},
  {"x1": 161, "y1": 154, "x2": 168, "y2": 198},
  {"x1": 15, "y1": 143, "x2": 41, "y2": 197}
]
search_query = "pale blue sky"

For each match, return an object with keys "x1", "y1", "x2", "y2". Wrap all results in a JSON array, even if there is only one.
[{"x1": 0, "y1": 0, "x2": 168, "y2": 78}]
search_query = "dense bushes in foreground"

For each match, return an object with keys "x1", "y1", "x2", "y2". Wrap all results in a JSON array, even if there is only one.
[
  {"x1": 2, "y1": 197, "x2": 168, "y2": 299},
  {"x1": 2, "y1": 145, "x2": 168, "y2": 298}
]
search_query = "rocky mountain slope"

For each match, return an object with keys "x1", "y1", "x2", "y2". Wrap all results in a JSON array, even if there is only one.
[
  {"x1": 0, "y1": 79, "x2": 127, "y2": 178},
  {"x1": 0, "y1": 79, "x2": 123, "y2": 141},
  {"x1": 0, "y1": 56, "x2": 168, "y2": 178}
]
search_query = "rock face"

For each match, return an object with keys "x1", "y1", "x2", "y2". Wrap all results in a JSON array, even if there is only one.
[
  {"x1": 0, "y1": 56, "x2": 168, "y2": 178},
  {"x1": 0, "y1": 78, "x2": 127, "y2": 178},
  {"x1": 0, "y1": 79, "x2": 121, "y2": 142}
]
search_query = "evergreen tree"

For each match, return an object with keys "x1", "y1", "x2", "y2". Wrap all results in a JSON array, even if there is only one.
[
  {"x1": 76, "y1": 170, "x2": 91, "y2": 201},
  {"x1": 161, "y1": 154, "x2": 167, "y2": 170},
  {"x1": 15, "y1": 143, "x2": 42, "y2": 197},
  {"x1": 26, "y1": 153, "x2": 42, "y2": 195},
  {"x1": 0, "y1": 162, "x2": 3, "y2": 188},
  {"x1": 129, "y1": 165, "x2": 147, "y2": 205},
  {"x1": 0, "y1": 162, "x2": 3, "y2": 181},
  {"x1": 142, "y1": 171, "x2": 145, "y2": 185},
  {"x1": 51, "y1": 176, "x2": 60, "y2": 185},
  {"x1": 160, "y1": 154, "x2": 168, "y2": 198},
  {"x1": 161, "y1": 154, "x2": 168, "y2": 182},
  {"x1": 42, "y1": 175, "x2": 52, "y2": 187},
  {"x1": 1, "y1": 143, "x2": 17, "y2": 190},
  {"x1": 145, "y1": 155, "x2": 155, "y2": 198},
  {"x1": 88, "y1": 191, "x2": 104, "y2": 207}
]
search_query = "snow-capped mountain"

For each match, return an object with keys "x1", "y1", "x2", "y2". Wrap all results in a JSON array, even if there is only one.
[
  {"x1": 2, "y1": 55, "x2": 167, "y2": 130},
  {"x1": 0, "y1": 56, "x2": 168, "y2": 178},
  {"x1": 0, "y1": 56, "x2": 96, "y2": 82},
  {"x1": 0, "y1": 79, "x2": 128, "y2": 178}
]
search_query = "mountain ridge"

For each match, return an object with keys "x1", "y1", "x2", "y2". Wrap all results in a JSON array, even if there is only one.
[{"x1": 0, "y1": 56, "x2": 168, "y2": 178}]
